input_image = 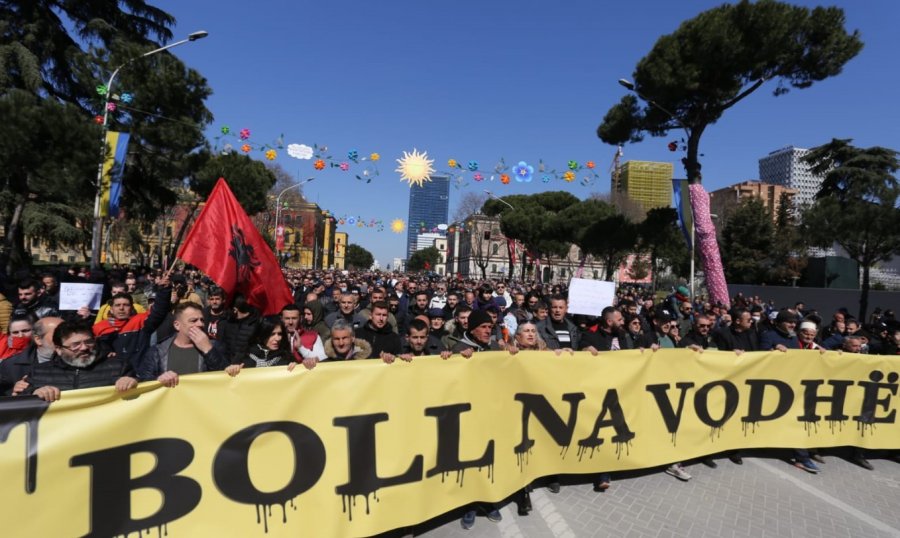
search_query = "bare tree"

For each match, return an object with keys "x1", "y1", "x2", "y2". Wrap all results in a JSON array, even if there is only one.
[
  {"x1": 268, "y1": 163, "x2": 308, "y2": 208},
  {"x1": 452, "y1": 192, "x2": 488, "y2": 223}
]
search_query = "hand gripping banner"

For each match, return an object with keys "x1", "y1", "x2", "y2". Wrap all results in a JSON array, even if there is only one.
[{"x1": 2, "y1": 350, "x2": 899, "y2": 536}]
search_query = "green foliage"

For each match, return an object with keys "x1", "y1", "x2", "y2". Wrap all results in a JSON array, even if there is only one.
[
  {"x1": 192, "y1": 153, "x2": 278, "y2": 215},
  {"x1": 720, "y1": 198, "x2": 776, "y2": 284},
  {"x1": 0, "y1": 1, "x2": 213, "y2": 270},
  {"x1": 581, "y1": 214, "x2": 638, "y2": 281},
  {"x1": 407, "y1": 247, "x2": 440, "y2": 272},
  {"x1": 802, "y1": 139, "x2": 900, "y2": 319},
  {"x1": 345, "y1": 244, "x2": 374, "y2": 270},
  {"x1": 637, "y1": 207, "x2": 690, "y2": 288},
  {"x1": 598, "y1": 0, "x2": 862, "y2": 183}
]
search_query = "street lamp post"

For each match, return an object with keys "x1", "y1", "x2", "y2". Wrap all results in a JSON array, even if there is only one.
[
  {"x1": 274, "y1": 177, "x2": 315, "y2": 259},
  {"x1": 484, "y1": 190, "x2": 514, "y2": 210},
  {"x1": 90, "y1": 30, "x2": 209, "y2": 271}
]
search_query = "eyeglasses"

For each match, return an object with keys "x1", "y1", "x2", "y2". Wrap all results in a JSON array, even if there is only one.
[
  {"x1": 697, "y1": 324, "x2": 712, "y2": 329},
  {"x1": 60, "y1": 338, "x2": 96, "y2": 351}
]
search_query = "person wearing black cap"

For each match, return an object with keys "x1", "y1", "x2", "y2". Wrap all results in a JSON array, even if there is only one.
[
  {"x1": 646, "y1": 306, "x2": 678, "y2": 348},
  {"x1": 450, "y1": 309, "x2": 500, "y2": 355},
  {"x1": 449, "y1": 308, "x2": 503, "y2": 528},
  {"x1": 427, "y1": 308, "x2": 448, "y2": 340},
  {"x1": 760, "y1": 310, "x2": 800, "y2": 351}
]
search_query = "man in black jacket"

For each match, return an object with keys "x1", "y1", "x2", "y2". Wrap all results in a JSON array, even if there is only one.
[
  {"x1": 358, "y1": 302, "x2": 402, "y2": 361},
  {"x1": 0, "y1": 316, "x2": 63, "y2": 395},
  {"x1": 580, "y1": 307, "x2": 632, "y2": 352},
  {"x1": 712, "y1": 308, "x2": 760, "y2": 352},
  {"x1": 26, "y1": 320, "x2": 138, "y2": 401},
  {"x1": 678, "y1": 314, "x2": 714, "y2": 350}
]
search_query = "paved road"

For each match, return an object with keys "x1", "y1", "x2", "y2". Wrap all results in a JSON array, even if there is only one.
[{"x1": 406, "y1": 449, "x2": 900, "y2": 538}]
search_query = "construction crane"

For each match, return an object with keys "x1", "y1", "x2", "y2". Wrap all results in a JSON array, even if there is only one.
[{"x1": 609, "y1": 145, "x2": 624, "y2": 193}]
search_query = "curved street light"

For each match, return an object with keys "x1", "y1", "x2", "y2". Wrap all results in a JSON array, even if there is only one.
[
  {"x1": 275, "y1": 177, "x2": 315, "y2": 258},
  {"x1": 484, "y1": 190, "x2": 514, "y2": 210},
  {"x1": 90, "y1": 31, "x2": 210, "y2": 270}
]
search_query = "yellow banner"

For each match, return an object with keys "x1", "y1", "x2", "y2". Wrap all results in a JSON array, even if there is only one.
[{"x1": 2, "y1": 350, "x2": 899, "y2": 536}]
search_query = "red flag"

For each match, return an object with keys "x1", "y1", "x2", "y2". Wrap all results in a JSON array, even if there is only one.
[
  {"x1": 275, "y1": 225, "x2": 285, "y2": 251},
  {"x1": 178, "y1": 178, "x2": 293, "y2": 316}
]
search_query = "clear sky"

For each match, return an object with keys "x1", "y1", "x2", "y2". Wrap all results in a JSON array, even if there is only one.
[{"x1": 153, "y1": 0, "x2": 899, "y2": 266}]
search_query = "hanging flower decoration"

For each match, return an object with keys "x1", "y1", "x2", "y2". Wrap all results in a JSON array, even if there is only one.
[
  {"x1": 347, "y1": 216, "x2": 357, "y2": 226},
  {"x1": 586, "y1": 161, "x2": 595, "y2": 169},
  {"x1": 241, "y1": 144, "x2": 251, "y2": 153},
  {"x1": 467, "y1": 160, "x2": 479, "y2": 172},
  {"x1": 668, "y1": 141, "x2": 679, "y2": 152},
  {"x1": 347, "y1": 150, "x2": 359, "y2": 162},
  {"x1": 512, "y1": 161, "x2": 533, "y2": 183},
  {"x1": 448, "y1": 158, "x2": 458, "y2": 169},
  {"x1": 239, "y1": 128, "x2": 251, "y2": 140},
  {"x1": 563, "y1": 171, "x2": 575, "y2": 182},
  {"x1": 370, "y1": 152, "x2": 380, "y2": 161},
  {"x1": 567, "y1": 160, "x2": 579, "y2": 170},
  {"x1": 391, "y1": 219, "x2": 406, "y2": 234},
  {"x1": 222, "y1": 144, "x2": 233, "y2": 155},
  {"x1": 542, "y1": 174, "x2": 552, "y2": 183},
  {"x1": 314, "y1": 159, "x2": 326, "y2": 170},
  {"x1": 473, "y1": 172, "x2": 484, "y2": 182},
  {"x1": 94, "y1": 115, "x2": 104, "y2": 124},
  {"x1": 119, "y1": 93, "x2": 134, "y2": 104},
  {"x1": 221, "y1": 126, "x2": 231, "y2": 135},
  {"x1": 265, "y1": 149, "x2": 277, "y2": 160},
  {"x1": 339, "y1": 162, "x2": 350, "y2": 171},
  {"x1": 500, "y1": 174, "x2": 511, "y2": 184},
  {"x1": 287, "y1": 143, "x2": 313, "y2": 159},
  {"x1": 396, "y1": 148, "x2": 435, "y2": 187},
  {"x1": 96, "y1": 85, "x2": 108, "y2": 96},
  {"x1": 106, "y1": 102, "x2": 117, "y2": 112}
]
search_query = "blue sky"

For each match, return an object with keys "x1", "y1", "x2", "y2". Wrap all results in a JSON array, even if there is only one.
[{"x1": 154, "y1": 0, "x2": 899, "y2": 265}]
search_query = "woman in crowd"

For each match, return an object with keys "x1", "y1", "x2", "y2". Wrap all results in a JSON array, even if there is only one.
[
  {"x1": 225, "y1": 318, "x2": 292, "y2": 375},
  {"x1": 0, "y1": 314, "x2": 35, "y2": 360}
]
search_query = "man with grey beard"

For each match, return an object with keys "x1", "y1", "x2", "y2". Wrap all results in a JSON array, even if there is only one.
[
  {"x1": 24, "y1": 319, "x2": 138, "y2": 402},
  {"x1": 0, "y1": 316, "x2": 63, "y2": 396}
]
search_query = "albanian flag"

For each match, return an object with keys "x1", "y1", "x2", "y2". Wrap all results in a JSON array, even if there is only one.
[{"x1": 178, "y1": 178, "x2": 293, "y2": 316}]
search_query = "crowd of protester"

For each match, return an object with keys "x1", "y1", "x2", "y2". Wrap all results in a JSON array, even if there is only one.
[{"x1": 2, "y1": 264, "x2": 899, "y2": 531}]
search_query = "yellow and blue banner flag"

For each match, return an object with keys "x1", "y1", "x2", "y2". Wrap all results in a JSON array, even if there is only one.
[{"x1": 99, "y1": 131, "x2": 130, "y2": 218}]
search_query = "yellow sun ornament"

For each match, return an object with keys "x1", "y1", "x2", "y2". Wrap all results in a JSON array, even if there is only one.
[
  {"x1": 563, "y1": 170, "x2": 576, "y2": 182},
  {"x1": 391, "y1": 219, "x2": 406, "y2": 234},
  {"x1": 396, "y1": 149, "x2": 435, "y2": 187}
]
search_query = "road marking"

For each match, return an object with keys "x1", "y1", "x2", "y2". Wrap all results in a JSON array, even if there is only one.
[
  {"x1": 749, "y1": 458, "x2": 900, "y2": 537},
  {"x1": 530, "y1": 489, "x2": 576, "y2": 538}
]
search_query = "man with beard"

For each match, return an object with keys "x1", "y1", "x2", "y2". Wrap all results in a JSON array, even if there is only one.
[
  {"x1": 580, "y1": 307, "x2": 632, "y2": 352},
  {"x1": 399, "y1": 318, "x2": 450, "y2": 359},
  {"x1": 0, "y1": 316, "x2": 63, "y2": 395},
  {"x1": 442, "y1": 305, "x2": 471, "y2": 349},
  {"x1": 712, "y1": 308, "x2": 760, "y2": 352},
  {"x1": 282, "y1": 304, "x2": 325, "y2": 369},
  {"x1": 13, "y1": 279, "x2": 59, "y2": 320},
  {"x1": 25, "y1": 320, "x2": 139, "y2": 401}
]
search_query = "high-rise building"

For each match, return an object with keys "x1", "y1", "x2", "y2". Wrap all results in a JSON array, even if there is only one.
[
  {"x1": 758, "y1": 146, "x2": 825, "y2": 210},
  {"x1": 406, "y1": 174, "x2": 449, "y2": 259},
  {"x1": 611, "y1": 161, "x2": 673, "y2": 212}
]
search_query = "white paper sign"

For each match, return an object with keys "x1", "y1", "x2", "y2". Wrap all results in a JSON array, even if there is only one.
[
  {"x1": 567, "y1": 278, "x2": 616, "y2": 316},
  {"x1": 59, "y1": 283, "x2": 104, "y2": 310}
]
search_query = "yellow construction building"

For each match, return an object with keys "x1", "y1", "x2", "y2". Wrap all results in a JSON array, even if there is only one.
[{"x1": 611, "y1": 161, "x2": 674, "y2": 212}]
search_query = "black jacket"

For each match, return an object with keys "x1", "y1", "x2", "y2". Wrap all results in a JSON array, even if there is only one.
[
  {"x1": 358, "y1": 321, "x2": 402, "y2": 356},
  {"x1": 401, "y1": 335, "x2": 447, "y2": 356},
  {"x1": 218, "y1": 309, "x2": 261, "y2": 363},
  {"x1": 27, "y1": 350, "x2": 133, "y2": 393},
  {"x1": 712, "y1": 326, "x2": 760, "y2": 351},
  {"x1": 579, "y1": 328, "x2": 633, "y2": 351},
  {"x1": 0, "y1": 345, "x2": 36, "y2": 395},
  {"x1": 678, "y1": 330, "x2": 711, "y2": 349}
]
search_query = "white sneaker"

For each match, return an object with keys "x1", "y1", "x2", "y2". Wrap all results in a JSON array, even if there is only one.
[{"x1": 666, "y1": 464, "x2": 692, "y2": 481}]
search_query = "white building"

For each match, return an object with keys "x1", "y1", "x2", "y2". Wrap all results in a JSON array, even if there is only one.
[{"x1": 758, "y1": 146, "x2": 826, "y2": 210}]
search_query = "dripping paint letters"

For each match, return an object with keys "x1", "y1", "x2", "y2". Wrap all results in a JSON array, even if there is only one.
[{"x1": 1, "y1": 350, "x2": 899, "y2": 536}]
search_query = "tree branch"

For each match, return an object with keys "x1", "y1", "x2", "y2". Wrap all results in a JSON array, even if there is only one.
[{"x1": 719, "y1": 78, "x2": 766, "y2": 113}]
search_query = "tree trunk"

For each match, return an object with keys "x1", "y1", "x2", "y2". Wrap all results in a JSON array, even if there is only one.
[
  {"x1": 859, "y1": 261, "x2": 870, "y2": 322},
  {"x1": 685, "y1": 128, "x2": 730, "y2": 307},
  {"x1": 2, "y1": 198, "x2": 27, "y2": 275},
  {"x1": 506, "y1": 240, "x2": 515, "y2": 280}
]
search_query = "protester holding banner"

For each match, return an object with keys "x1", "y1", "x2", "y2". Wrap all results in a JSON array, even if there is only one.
[
  {"x1": 24, "y1": 319, "x2": 138, "y2": 401},
  {"x1": 137, "y1": 302, "x2": 229, "y2": 386},
  {"x1": 323, "y1": 319, "x2": 372, "y2": 360}
]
